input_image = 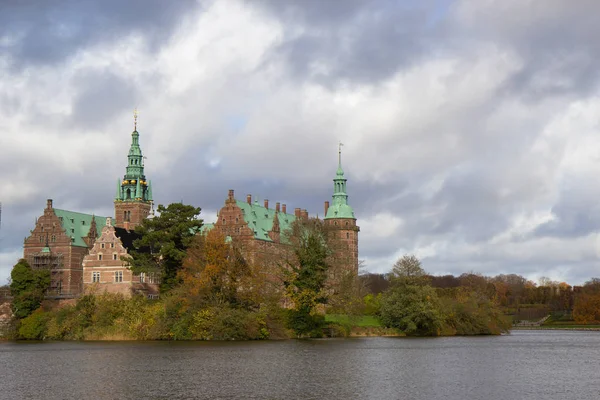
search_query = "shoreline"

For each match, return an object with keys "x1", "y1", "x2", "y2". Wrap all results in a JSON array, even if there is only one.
[{"x1": 512, "y1": 326, "x2": 600, "y2": 331}]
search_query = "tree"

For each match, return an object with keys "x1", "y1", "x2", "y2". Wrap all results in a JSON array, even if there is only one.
[
  {"x1": 179, "y1": 230, "x2": 252, "y2": 307},
  {"x1": 283, "y1": 218, "x2": 331, "y2": 337},
  {"x1": 10, "y1": 259, "x2": 50, "y2": 319},
  {"x1": 390, "y1": 254, "x2": 429, "y2": 286},
  {"x1": 379, "y1": 284, "x2": 443, "y2": 336},
  {"x1": 573, "y1": 292, "x2": 600, "y2": 324},
  {"x1": 128, "y1": 203, "x2": 203, "y2": 293}
]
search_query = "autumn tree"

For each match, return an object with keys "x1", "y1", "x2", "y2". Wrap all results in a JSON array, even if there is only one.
[
  {"x1": 10, "y1": 259, "x2": 50, "y2": 319},
  {"x1": 573, "y1": 292, "x2": 600, "y2": 324},
  {"x1": 128, "y1": 203, "x2": 203, "y2": 293},
  {"x1": 179, "y1": 229, "x2": 252, "y2": 307}
]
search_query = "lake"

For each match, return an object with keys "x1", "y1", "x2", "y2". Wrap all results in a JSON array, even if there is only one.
[{"x1": 0, "y1": 330, "x2": 599, "y2": 399}]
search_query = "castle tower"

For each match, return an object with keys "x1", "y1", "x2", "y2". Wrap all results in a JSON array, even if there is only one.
[
  {"x1": 114, "y1": 110, "x2": 153, "y2": 230},
  {"x1": 324, "y1": 143, "x2": 359, "y2": 274}
]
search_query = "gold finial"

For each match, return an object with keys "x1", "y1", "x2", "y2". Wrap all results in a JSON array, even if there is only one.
[{"x1": 133, "y1": 108, "x2": 138, "y2": 131}]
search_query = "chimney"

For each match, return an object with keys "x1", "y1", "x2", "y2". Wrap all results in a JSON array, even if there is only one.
[
  {"x1": 294, "y1": 208, "x2": 301, "y2": 218},
  {"x1": 264, "y1": 199, "x2": 269, "y2": 209},
  {"x1": 47, "y1": 199, "x2": 53, "y2": 209},
  {"x1": 276, "y1": 202, "x2": 280, "y2": 212},
  {"x1": 247, "y1": 194, "x2": 252, "y2": 204},
  {"x1": 324, "y1": 201, "x2": 329, "y2": 216},
  {"x1": 282, "y1": 204, "x2": 287, "y2": 214},
  {"x1": 228, "y1": 189, "x2": 234, "y2": 200},
  {"x1": 302, "y1": 209, "x2": 309, "y2": 219}
]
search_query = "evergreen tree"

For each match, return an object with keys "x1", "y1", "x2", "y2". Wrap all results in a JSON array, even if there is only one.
[
  {"x1": 128, "y1": 203, "x2": 203, "y2": 293},
  {"x1": 10, "y1": 259, "x2": 50, "y2": 319},
  {"x1": 283, "y1": 219, "x2": 331, "y2": 337}
]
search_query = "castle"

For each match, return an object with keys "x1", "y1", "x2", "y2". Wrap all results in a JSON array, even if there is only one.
[{"x1": 22, "y1": 120, "x2": 359, "y2": 297}]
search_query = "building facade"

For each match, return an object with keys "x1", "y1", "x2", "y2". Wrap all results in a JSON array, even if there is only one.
[
  {"x1": 23, "y1": 117, "x2": 359, "y2": 297},
  {"x1": 207, "y1": 149, "x2": 359, "y2": 275},
  {"x1": 23, "y1": 124, "x2": 155, "y2": 296},
  {"x1": 82, "y1": 217, "x2": 159, "y2": 297}
]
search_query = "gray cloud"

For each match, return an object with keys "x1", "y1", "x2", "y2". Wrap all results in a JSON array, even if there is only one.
[
  {"x1": 0, "y1": 0, "x2": 200, "y2": 68},
  {"x1": 254, "y1": 0, "x2": 447, "y2": 86}
]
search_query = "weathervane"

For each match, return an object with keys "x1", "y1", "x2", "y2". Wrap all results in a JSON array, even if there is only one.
[{"x1": 133, "y1": 108, "x2": 138, "y2": 131}]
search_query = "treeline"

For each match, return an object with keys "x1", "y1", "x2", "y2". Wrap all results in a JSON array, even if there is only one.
[
  {"x1": 361, "y1": 268, "x2": 600, "y2": 325},
  {"x1": 360, "y1": 256, "x2": 511, "y2": 336}
]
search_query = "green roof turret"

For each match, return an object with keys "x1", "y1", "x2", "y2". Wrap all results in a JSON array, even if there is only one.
[
  {"x1": 115, "y1": 109, "x2": 152, "y2": 203},
  {"x1": 325, "y1": 142, "x2": 356, "y2": 220}
]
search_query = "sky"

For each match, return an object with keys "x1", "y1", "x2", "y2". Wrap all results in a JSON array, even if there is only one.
[{"x1": 2, "y1": 0, "x2": 600, "y2": 285}]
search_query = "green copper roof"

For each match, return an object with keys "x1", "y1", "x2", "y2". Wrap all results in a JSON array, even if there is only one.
[
  {"x1": 200, "y1": 223, "x2": 214, "y2": 234},
  {"x1": 54, "y1": 209, "x2": 107, "y2": 247},
  {"x1": 325, "y1": 147, "x2": 356, "y2": 220},
  {"x1": 235, "y1": 200, "x2": 297, "y2": 242},
  {"x1": 116, "y1": 129, "x2": 152, "y2": 203},
  {"x1": 202, "y1": 201, "x2": 297, "y2": 243}
]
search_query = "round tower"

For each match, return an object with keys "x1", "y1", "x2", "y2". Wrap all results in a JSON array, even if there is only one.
[{"x1": 324, "y1": 143, "x2": 359, "y2": 274}]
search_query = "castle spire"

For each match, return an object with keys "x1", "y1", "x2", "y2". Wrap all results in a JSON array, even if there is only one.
[
  {"x1": 325, "y1": 143, "x2": 355, "y2": 220},
  {"x1": 114, "y1": 113, "x2": 153, "y2": 230}
]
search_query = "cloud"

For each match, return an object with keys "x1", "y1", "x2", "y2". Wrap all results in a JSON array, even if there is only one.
[{"x1": 2, "y1": 0, "x2": 600, "y2": 286}]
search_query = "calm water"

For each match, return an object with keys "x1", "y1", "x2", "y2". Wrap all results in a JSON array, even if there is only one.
[{"x1": 1, "y1": 331, "x2": 599, "y2": 399}]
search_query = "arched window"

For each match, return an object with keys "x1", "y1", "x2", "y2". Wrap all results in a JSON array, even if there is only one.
[
  {"x1": 346, "y1": 232, "x2": 350, "y2": 239},
  {"x1": 126, "y1": 188, "x2": 131, "y2": 199}
]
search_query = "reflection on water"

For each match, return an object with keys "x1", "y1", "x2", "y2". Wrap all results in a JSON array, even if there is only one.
[{"x1": 1, "y1": 331, "x2": 600, "y2": 399}]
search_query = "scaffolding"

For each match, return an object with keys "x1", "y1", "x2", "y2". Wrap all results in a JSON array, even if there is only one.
[{"x1": 27, "y1": 251, "x2": 67, "y2": 295}]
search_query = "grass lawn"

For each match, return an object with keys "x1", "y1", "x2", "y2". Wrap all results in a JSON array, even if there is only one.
[{"x1": 325, "y1": 314, "x2": 382, "y2": 327}]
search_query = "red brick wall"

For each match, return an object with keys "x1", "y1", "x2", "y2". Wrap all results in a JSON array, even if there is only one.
[
  {"x1": 23, "y1": 200, "x2": 88, "y2": 295},
  {"x1": 83, "y1": 219, "x2": 158, "y2": 297},
  {"x1": 326, "y1": 218, "x2": 360, "y2": 275},
  {"x1": 114, "y1": 201, "x2": 151, "y2": 230}
]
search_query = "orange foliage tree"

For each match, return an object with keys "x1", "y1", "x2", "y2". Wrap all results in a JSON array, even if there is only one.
[
  {"x1": 178, "y1": 230, "x2": 254, "y2": 307},
  {"x1": 573, "y1": 293, "x2": 600, "y2": 324}
]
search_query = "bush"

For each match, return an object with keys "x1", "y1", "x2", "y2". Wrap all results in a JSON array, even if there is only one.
[
  {"x1": 379, "y1": 284, "x2": 443, "y2": 336},
  {"x1": 18, "y1": 309, "x2": 49, "y2": 340}
]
